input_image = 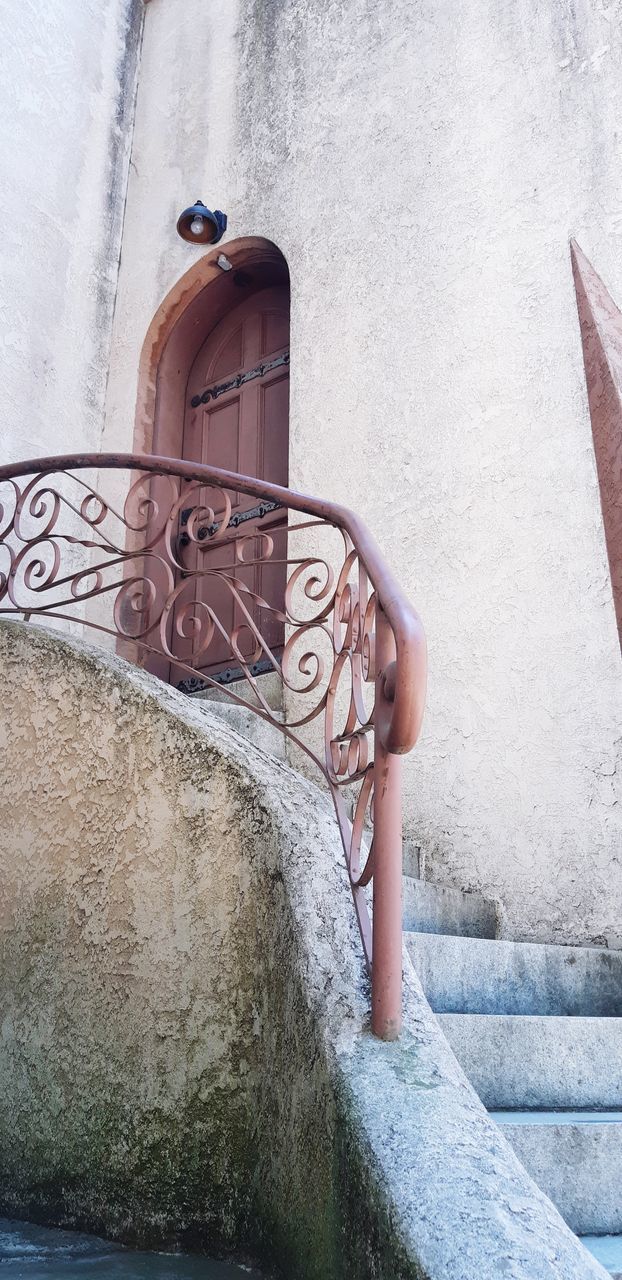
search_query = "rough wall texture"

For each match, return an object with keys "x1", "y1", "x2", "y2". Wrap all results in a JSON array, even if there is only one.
[
  {"x1": 0, "y1": 0, "x2": 142, "y2": 462},
  {"x1": 100, "y1": 0, "x2": 622, "y2": 946},
  {"x1": 0, "y1": 620, "x2": 609, "y2": 1279}
]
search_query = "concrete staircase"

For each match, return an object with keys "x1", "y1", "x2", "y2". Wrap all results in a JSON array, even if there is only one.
[{"x1": 403, "y1": 875, "x2": 622, "y2": 1279}]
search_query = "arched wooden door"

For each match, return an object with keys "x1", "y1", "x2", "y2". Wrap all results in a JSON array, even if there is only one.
[{"x1": 172, "y1": 285, "x2": 290, "y2": 684}]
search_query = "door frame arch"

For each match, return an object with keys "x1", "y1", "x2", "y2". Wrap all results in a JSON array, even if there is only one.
[{"x1": 133, "y1": 236, "x2": 290, "y2": 462}]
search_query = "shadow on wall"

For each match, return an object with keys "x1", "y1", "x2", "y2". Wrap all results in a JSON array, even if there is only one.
[{"x1": 571, "y1": 239, "x2": 622, "y2": 654}]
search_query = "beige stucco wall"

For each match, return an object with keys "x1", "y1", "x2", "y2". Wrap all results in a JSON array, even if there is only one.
[
  {"x1": 100, "y1": 0, "x2": 622, "y2": 945},
  {"x1": 0, "y1": 0, "x2": 142, "y2": 462}
]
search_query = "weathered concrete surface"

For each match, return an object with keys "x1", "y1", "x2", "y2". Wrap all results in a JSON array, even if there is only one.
[
  {"x1": 99, "y1": 0, "x2": 622, "y2": 950},
  {"x1": 402, "y1": 876, "x2": 498, "y2": 938},
  {"x1": 0, "y1": 620, "x2": 609, "y2": 1279},
  {"x1": 0, "y1": 0, "x2": 142, "y2": 461},
  {"x1": 406, "y1": 931, "x2": 622, "y2": 1014},
  {"x1": 420, "y1": 911, "x2": 622, "y2": 1260},
  {"x1": 440, "y1": 1014, "x2": 622, "y2": 1108},
  {"x1": 192, "y1": 673, "x2": 283, "y2": 713},
  {"x1": 581, "y1": 1235, "x2": 622, "y2": 1278},
  {"x1": 192, "y1": 697, "x2": 286, "y2": 760},
  {"x1": 493, "y1": 1113, "x2": 622, "y2": 1236}
]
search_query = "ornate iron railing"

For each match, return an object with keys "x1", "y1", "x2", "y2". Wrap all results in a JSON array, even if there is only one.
[{"x1": 0, "y1": 453, "x2": 426, "y2": 1039}]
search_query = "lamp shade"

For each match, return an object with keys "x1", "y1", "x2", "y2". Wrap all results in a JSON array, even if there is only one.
[{"x1": 176, "y1": 201, "x2": 227, "y2": 245}]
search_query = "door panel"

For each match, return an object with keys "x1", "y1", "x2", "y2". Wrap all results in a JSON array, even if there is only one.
[
  {"x1": 261, "y1": 308, "x2": 289, "y2": 357},
  {"x1": 201, "y1": 399, "x2": 242, "y2": 474},
  {"x1": 260, "y1": 374, "x2": 289, "y2": 486},
  {"x1": 210, "y1": 326, "x2": 243, "y2": 380},
  {"x1": 172, "y1": 285, "x2": 289, "y2": 684}
]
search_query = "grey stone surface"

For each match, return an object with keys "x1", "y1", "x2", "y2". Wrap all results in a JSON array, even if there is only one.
[
  {"x1": 401, "y1": 842, "x2": 420, "y2": 879},
  {"x1": 402, "y1": 876, "x2": 498, "y2": 938},
  {"x1": 492, "y1": 1113, "x2": 622, "y2": 1235},
  {"x1": 492, "y1": 1111, "x2": 622, "y2": 1125},
  {"x1": 406, "y1": 931, "x2": 622, "y2": 1015},
  {"x1": 581, "y1": 1235, "x2": 622, "y2": 1278},
  {"x1": 439, "y1": 1014, "x2": 622, "y2": 1108},
  {"x1": 0, "y1": 619, "x2": 609, "y2": 1280},
  {"x1": 407, "y1": 885, "x2": 622, "y2": 1258},
  {"x1": 193, "y1": 697, "x2": 286, "y2": 760},
  {"x1": 191, "y1": 672, "x2": 283, "y2": 712}
]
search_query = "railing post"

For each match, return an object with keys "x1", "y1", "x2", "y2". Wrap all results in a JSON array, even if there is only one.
[{"x1": 371, "y1": 605, "x2": 403, "y2": 1040}]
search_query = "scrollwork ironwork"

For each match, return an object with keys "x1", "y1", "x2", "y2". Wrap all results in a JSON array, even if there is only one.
[{"x1": 0, "y1": 452, "x2": 426, "y2": 1040}]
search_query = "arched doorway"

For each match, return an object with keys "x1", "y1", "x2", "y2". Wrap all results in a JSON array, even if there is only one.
[{"x1": 135, "y1": 238, "x2": 290, "y2": 688}]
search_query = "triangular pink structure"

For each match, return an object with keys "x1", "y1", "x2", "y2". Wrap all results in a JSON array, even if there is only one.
[{"x1": 571, "y1": 239, "x2": 622, "y2": 647}]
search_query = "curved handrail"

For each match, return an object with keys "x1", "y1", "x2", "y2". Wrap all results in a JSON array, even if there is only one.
[
  {"x1": 0, "y1": 452, "x2": 427, "y2": 1039},
  {"x1": 0, "y1": 452, "x2": 427, "y2": 753}
]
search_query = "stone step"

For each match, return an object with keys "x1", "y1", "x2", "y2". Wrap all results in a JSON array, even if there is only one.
[
  {"x1": 581, "y1": 1236, "x2": 622, "y2": 1278},
  {"x1": 405, "y1": 931, "x2": 622, "y2": 1015},
  {"x1": 490, "y1": 1111, "x2": 622, "y2": 1235},
  {"x1": 190, "y1": 670, "x2": 283, "y2": 711},
  {"x1": 438, "y1": 1014, "x2": 622, "y2": 1108},
  {"x1": 402, "y1": 876, "x2": 497, "y2": 938},
  {"x1": 194, "y1": 697, "x2": 286, "y2": 759}
]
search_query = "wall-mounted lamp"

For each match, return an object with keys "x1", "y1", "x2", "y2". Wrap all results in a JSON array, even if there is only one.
[{"x1": 176, "y1": 200, "x2": 227, "y2": 245}]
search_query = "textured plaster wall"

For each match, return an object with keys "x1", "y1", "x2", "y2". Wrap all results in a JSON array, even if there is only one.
[
  {"x1": 0, "y1": 0, "x2": 142, "y2": 461},
  {"x1": 101, "y1": 0, "x2": 622, "y2": 945},
  {"x1": 0, "y1": 620, "x2": 609, "y2": 1280}
]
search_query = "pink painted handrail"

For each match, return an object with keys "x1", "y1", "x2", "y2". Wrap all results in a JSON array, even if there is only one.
[{"x1": 0, "y1": 453, "x2": 427, "y2": 1038}]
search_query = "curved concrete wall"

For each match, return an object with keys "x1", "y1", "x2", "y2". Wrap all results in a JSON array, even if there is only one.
[
  {"x1": 0, "y1": 621, "x2": 608, "y2": 1278},
  {"x1": 99, "y1": 0, "x2": 622, "y2": 947}
]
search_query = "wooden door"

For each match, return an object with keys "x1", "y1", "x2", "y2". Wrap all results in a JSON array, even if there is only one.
[{"x1": 173, "y1": 285, "x2": 289, "y2": 683}]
